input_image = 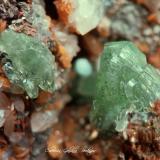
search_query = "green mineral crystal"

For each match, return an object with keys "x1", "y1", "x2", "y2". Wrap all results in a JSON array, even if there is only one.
[
  {"x1": 90, "y1": 41, "x2": 160, "y2": 132},
  {"x1": 0, "y1": 30, "x2": 55, "y2": 98}
]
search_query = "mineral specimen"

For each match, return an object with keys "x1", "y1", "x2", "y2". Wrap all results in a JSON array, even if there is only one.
[
  {"x1": 90, "y1": 41, "x2": 160, "y2": 132},
  {"x1": 0, "y1": 30, "x2": 55, "y2": 98},
  {"x1": 54, "y1": 0, "x2": 105, "y2": 35}
]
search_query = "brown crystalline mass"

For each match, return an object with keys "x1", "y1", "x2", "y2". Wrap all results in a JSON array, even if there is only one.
[{"x1": 123, "y1": 116, "x2": 160, "y2": 160}]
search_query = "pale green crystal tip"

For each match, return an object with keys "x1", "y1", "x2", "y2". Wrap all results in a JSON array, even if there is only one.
[
  {"x1": 90, "y1": 41, "x2": 160, "y2": 132},
  {"x1": 0, "y1": 30, "x2": 55, "y2": 98}
]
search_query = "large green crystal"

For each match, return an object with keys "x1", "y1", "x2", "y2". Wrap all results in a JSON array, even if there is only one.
[
  {"x1": 90, "y1": 41, "x2": 160, "y2": 132},
  {"x1": 0, "y1": 30, "x2": 55, "y2": 98}
]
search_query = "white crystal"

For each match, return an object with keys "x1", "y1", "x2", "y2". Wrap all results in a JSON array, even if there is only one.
[
  {"x1": 57, "y1": 0, "x2": 104, "y2": 35},
  {"x1": 70, "y1": 0, "x2": 104, "y2": 34}
]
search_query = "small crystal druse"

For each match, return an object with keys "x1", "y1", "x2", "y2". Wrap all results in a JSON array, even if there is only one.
[
  {"x1": 0, "y1": 30, "x2": 55, "y2": 98},
  {"x1": 90, "y1": 41, "x2": 160, "y2": 132}
]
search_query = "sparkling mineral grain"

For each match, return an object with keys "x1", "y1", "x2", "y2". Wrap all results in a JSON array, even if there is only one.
[
  {"x1": 0, "y1": 30, "x2": 55, "y2": 98},
  {"x1": 90, "y1": 41, "x2": 160, "y2": 132},
  {"x1": 54, "y1": 0, "x2": 105, "y2": 35}
]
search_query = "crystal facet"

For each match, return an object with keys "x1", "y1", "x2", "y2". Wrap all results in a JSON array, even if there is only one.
[
  {"x1": 90, "y1": 41, "x2": 160, "y2": 132},
  {"x1": 0, "y1": 30, "x2": 55, "y2": 98}
]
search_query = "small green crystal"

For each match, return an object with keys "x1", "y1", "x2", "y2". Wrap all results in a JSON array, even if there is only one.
[
  {"x1": 0, "y1": 30, "x2": 55, "y2": 98},
  {"x1": 90, "y1": 41, "x2": 160, "y2": 132}
]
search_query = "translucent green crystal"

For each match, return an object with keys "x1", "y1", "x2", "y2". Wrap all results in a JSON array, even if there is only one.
[
  {"x1": 76, "y1": 74, "x2": 96, "y2": 98},
  {"x1": 0, "y1": 30, "x2": 55, "y2": 98},
  {"x1": 90, "y1": 41, "x2": 160, "y2": 132}
]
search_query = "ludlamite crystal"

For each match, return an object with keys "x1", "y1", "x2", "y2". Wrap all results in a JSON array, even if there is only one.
[
  {"x1": 0, "y1": 30, "x2": 55, "y2": 98},
  {"x1": 90, "y1": 41, "x2": 160, "y2": 132}
]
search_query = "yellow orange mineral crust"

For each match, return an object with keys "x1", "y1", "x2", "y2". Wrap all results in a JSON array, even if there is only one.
[
  {"x1": 55, "y1": 42, "x2": 72, "y2": 69},
  {"x1": 54, "y1": 0, "x2": 73, "y2": 24},
  {"x1": 35, "y1": 91, "x2": 53, "y2": 104},
  {"x1": 0, "y1": 76, "x2": 11, "y2": 89},
  {"x1": 147, "y1": 13, "x2": 160, "y2": 24},
  {"x1": 0, "y1": 19, "x2": 7, "y2": 32},
  {"x1": 135, "y1": 41, "x2": 149, "y2": 54}
]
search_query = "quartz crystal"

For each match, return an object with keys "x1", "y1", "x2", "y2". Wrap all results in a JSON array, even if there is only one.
[
  {"x1": 90, "y1": 41, "x2": 160, "y2": 132},
  {"x1": 55, "y1": 0, "x2": 104, "y2": 35},
  {"x1": 0, "y1": 30, "x2": 55, "y2": 98}
]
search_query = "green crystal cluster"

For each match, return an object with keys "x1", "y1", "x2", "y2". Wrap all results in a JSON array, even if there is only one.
[
  {"x1": 90, "y1": 41, "x2": 160, "y2": 132},
  {"x1": 0, "y1": 30, "x2": 55, "y2": 98}
]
